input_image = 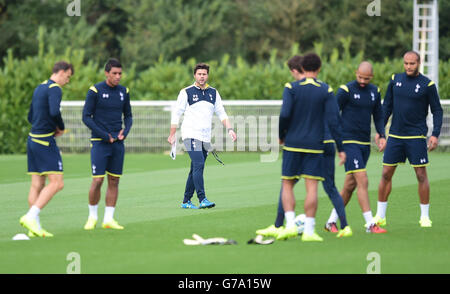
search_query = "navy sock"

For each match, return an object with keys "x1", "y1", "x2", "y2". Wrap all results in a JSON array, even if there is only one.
[{"x1": 274, "y1": 188, "x2": 284, "y2": 228}]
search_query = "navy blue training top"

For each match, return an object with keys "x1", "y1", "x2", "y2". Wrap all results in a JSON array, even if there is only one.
[
  {"x1": 337, "y1": 80, "x2": 385, "y2": 144},
  {"x1": 383, "y1": 73, "x2": 442, "y2": 138},
  {"x1": 279, "y1": 78, "x2": 343, "y2": 153},
  {"x1": 82, "y1": 81, "x2": 133, "y2": 141},
  {"x1": 28, "y1": 79, "x2": 65, "y2": 135}
]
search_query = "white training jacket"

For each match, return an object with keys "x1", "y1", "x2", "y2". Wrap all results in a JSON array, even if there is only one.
[{"x1": 171, "y1": 83, "x2": 228, "y2": 143}]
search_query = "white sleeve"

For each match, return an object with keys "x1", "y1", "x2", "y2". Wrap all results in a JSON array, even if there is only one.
[
  {"x1": 171, "y1": 89, "x2": 188, "y2": 125},
  {"x1": 214, "y1": 91, "x2": 228, "y2": 121}
]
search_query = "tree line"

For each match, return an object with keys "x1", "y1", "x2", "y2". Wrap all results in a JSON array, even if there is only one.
[{"x1": 1, "y1": 0, "x2": 449, "y2": 71}]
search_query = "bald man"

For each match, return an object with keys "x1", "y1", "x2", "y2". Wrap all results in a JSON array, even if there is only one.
[
  {"x1": 373, "y1": 51, "x2": 443, "y2": 228},
  {"x1": 325, "y1": 61, "x2": 387, "y2": 234}
]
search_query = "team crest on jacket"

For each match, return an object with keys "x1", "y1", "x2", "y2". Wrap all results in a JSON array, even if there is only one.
[
  {"x1": 102, "y1": 93, "x2": 109, "y2": 99},
  {"x1": 371, "y1": 92, "x2": 375, "y2": 101},
  {"x1": 193, "y1": 94, "x2": 199, "y2": 101},
  {"x1": 415, "y1": 84, "x2": 420, "y2": 93},
  {"x1": 120, "y1": 92, "x2": 124, "y2": 101}
]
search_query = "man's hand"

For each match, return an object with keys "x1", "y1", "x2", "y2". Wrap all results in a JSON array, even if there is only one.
[
  {"x1": 228, "y1": 129, "x2": 237, "y2": 142},
  {"x1": 54, "y1": 127, "x2": 64, "y2": 137},
  {"x1": 117, "y1": 129, "x2": 125, "y2": 141},
  {"x1": 338, "y1": 151, "x2": 346, "y2": 166},
  {"x1": 428, "y1": 136, "x2": 439, "y2": 151},
  {"x1": 279, "y1": 139, "x2": 284, "y2": 145},
  {"x1": 167, "y1": 133, "x2": 176, "y2": 145},
  {"x1": 108, "y1": 134, "x2": 115, "y2": 144},
  {"x1": 168, "y1": 125, "x2": 177, "y2": 145},
  {"x1": 375, "y1": 134, "x2": 387, "y2": 152}
]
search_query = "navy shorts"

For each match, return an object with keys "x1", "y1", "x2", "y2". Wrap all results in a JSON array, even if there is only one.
[
  {"x1": 383, "y1": 136, "x2": 429, "y2": 167},
  {"x1": 281, "y1": 149, "x2": 324, "y2": 181},
  {"x1": 90, "y1": 139, "x2": 125, "y2": 177},
  {"x1": 27, "y1": 134, "x2": 63, "y2": 175},
  {"x1": 343, "y1": 143, "x2": 371, "y2": 174}
]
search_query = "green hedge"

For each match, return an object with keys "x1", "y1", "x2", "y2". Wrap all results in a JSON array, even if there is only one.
[{"x1": 1, "y1": 35, "x2": 449, "y2": 153}]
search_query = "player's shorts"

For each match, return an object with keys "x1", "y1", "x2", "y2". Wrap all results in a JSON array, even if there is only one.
[
  {"x1": 27, "y1": 133, "x2": 63, "y2": 175},
  {"x1": 383, "y1": 136, "x2": 429, "y2": 167},
  {"x1": 90, "y1": 139, "x2": 125, "y2": 178},
  {"x1": 281, "y1": 149, "x2": 324, "y2": 181},
  {"x1": 343, "y1": 143, "x2": 370, "y2": 174}
]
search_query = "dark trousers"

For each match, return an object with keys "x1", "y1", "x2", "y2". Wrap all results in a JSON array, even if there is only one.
[{"x1": 183, "y1": 139, "x2": 209, "y2": 203}]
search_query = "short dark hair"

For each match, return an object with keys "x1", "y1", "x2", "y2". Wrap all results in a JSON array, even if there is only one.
[
  {"x1": 194, "y1": 63, "x2": 209, "y2": 74},
  {"x1": 301, "y1": 53, "x2": 322, "y2": 72},
  {"x1": 105, "y1": 58, "x2": 122, "y2": 72},
  {"x1": 52, "y1": 61, "x2": 74, "y2": 75},
  {"x1": 287, "y1": 55, "x2": 303, "y2": 73},
  {"x1": 404, "y1": 51, "x2": 421, "y2": 63}
]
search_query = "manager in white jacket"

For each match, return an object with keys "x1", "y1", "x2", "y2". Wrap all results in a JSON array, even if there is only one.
[{"x1": 168, "y1": 63, "x2": 237, "y2": 209}]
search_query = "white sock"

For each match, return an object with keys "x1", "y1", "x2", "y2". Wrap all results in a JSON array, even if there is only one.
[
  {"x1": 26, "y1": 206, "x2": 41, "y2": 230},
  {"x1": 363, "y1": 211, "x2": 374, "y2": 226},
  {"x1": 327, "y1": 209, "x2": 339, "y2": 224},
  {"x1": 26, "y1": 205, "x2": 40, "y2": 220},
  {"x1": 88, "y1": 204, "x2": 98, "y2": 219},
  {"x1": 377, "y1": 201, "x2": 388, "y2": 219},
  {"x1": 420, "y1": 204, "x2": 430, "y2": 219},
  {"x1": 103, "y1": 206, "x2": 115, "y2": 223},
  {"x1": 284, "y1": 211, "x2": 296, "y2": 228},
  {"x1": 304, "y1": 217, "x2": 315, "y2": 236}
]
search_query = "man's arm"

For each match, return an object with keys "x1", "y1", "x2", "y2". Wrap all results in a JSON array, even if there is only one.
[
  {"x1": 382, "y1": 77, "x2": 395, "y2": 127},
  {"x1": 48, "y1": 86, "x2": 65, "y2": 131},
  {"x1": 373, "y1": 88, "x2": 386, "y2": 151},
  {"x1": 221, "y1": 118, "x2": 236, "y2": 142},
  {"x1": 427, "y1": 81, "x2": 443, "y2": 151},
  {"x1": 82, "y1": 87, "x2": 110, "y2": 141},
  {"x1": 27, "y1": 100, "x2": 33, "y2": 125},
  {"x1": 325, "y1": 90, "x2": 346, "y2": 165},
  {"x1": 325, "y1": 90, "x2": 343, "y2": 152},
  {"x1": 336, "y1": 85, "x2": 350, "y2": 112},
  {"x1": 279, "y1": 83, "x2": 294, "y2": 144},
  {"x1": 168, "y1": 89, "x2": 187, "y2": 144},
  {"x1": 119, "y1": 88, "x2": 133, "y2": 140},
  {"x1": 214, "y1": 91, "x2": 236, "y2": 141}
]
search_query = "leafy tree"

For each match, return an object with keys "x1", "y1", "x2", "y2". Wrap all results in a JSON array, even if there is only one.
[{"x1": 120, "y1": 0, "x2": 234, "y2": 71}]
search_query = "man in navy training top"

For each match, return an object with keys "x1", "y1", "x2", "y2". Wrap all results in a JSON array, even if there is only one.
[
  {"x1": 256, "y1": 55, "x2": 352, "y2": 240},
  {"x1": 374, "y1": 51, "x2": 443, "y2": 228},
  {"x1": 277, "y1": 53, "x2": 346, "y2": 242},
  {"x1": 168, "y1": 63, "x2": 237, "y2": 209},
  {"x1": 20, "y1": 61, "x2": 74, "y2": 238},
  {"x1": 82, "y1": 58, "x2": 133, "y2": 230},
  {"x1": 325, "y1": 61, "x2": 387, "y2": 234}
]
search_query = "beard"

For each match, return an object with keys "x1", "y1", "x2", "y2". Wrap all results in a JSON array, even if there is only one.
[{"x1": 406, "y1": 68, "x2": 419, "y2": 76}]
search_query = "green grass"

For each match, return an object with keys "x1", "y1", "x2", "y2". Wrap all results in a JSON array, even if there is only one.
[{"x1": 0, "y1": 151, "x2": 449, "y2": 274}]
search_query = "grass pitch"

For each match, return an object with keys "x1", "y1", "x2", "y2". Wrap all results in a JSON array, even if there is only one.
[{"x1": 0, "y1": 151, "x2": 449, "y2": 274}]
